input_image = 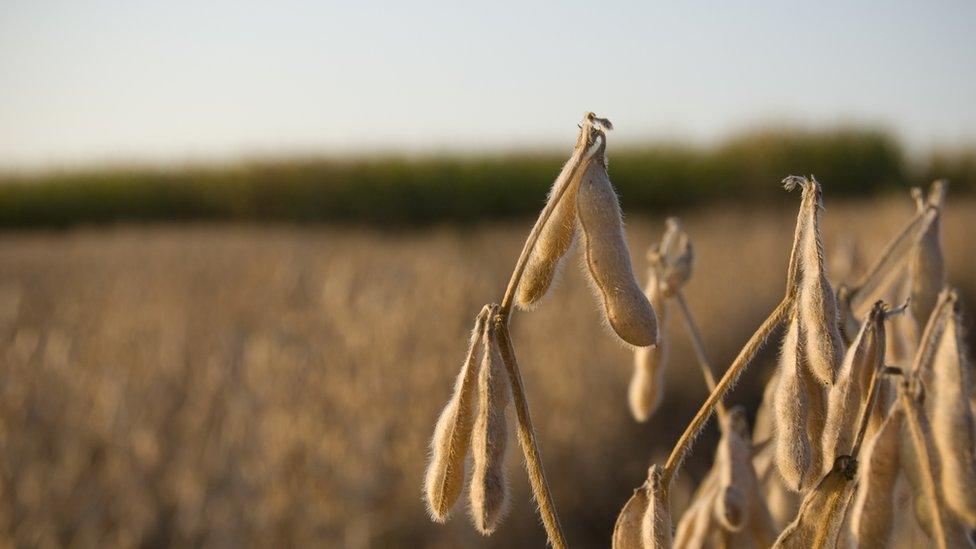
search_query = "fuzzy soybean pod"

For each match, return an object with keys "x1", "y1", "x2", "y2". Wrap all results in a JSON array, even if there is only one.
[
  {"x1": 658, "y1": 217, "x2": 693, "y2": 297},
  {"x1": 629, "y1": 274, "x2": 669, "y2": 421},
  {"x1": 719, "y1": 410, "x2": 779, "y2": 547},
  {"x1": 614, "y1": 461, "x2": 683, "y2": 549},
  {"x1": 884, "y1": 278, "x2": 915, "y2": 368},
  {"x1": 800, "y1": 363, "x2": 828, "y2": 492},
  {"x1": 752, "y1": 369, "x2": 780, "y2": 445},
  {"x1": 744, "y1": 464, "x2": 778, "y2": 544},
  {"x1": 908, "y1": 181, "x2": 946, "y2": 327},
  {"x1": 515, "y1": 125, "x2": 593, "y2": 309},
  {"x1": 930, "y1": 299, "x2": 976, "y2": 527},
  {"x1": 714, "y1": 409, "x2": 752, "y2": 532},
  {"x1": 789, "y1": 176, "x2": 845, "y2": 386},
  {"x1": 674, "y1": 487, "x2": 719, "y2": 548},
  {"x1": 640, "y1": 465, "x2": 673, "y2": 549},
  {"x1": 766, "y1": 476, "x2": 800, "y2": 532},
  {"x1": 423, "y1": 310, "x2": 487, "y2": 521},
  {"x1": 822, "y1": 303, "x2": 885, "y2": 469},
  {"x1": 774, "y1": 317, "x2": 812, "y2": 492},
  {"x1": 469, "y1": 317, "x2": 511, "y2": 535},
  {"x1": 673, "y1": 466, "x2": 719, "y2": 548},
  {"x1": 845, "y1": 200, "x2": 937, "y2": 321},
  {"x1": 772, "y1": 456, "x2": 858, "y2": 549},
  {"x1": 742, "y1": 458, "x2": 778, "y2": 545},
  {"x1": 754, "y1": 441, "x2": 800, "y2": 530},
  {"x1": 898, "y1": 392, "x2": 974, "y2": 549},
  {"x1": 849, "y1": 406, "x2": 903, "y2": 549},
  {"x1": 576, "y1": 137, "x2": 658, "y2": 347},
  {"x1": 612, "y1": 485, "x2": 648, "y2": 549}
]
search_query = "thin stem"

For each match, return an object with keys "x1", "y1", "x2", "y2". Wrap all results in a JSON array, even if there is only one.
[
  {"x1": 661, "y1": 296, "x2": 792, "y2": 494},
  {"x1": 659, "y1": 186, "x2": 807, "y2": 496},
  {"x1": 673, "y1": 291, "x2": 727, "y2": 420},
  {"x1": 899, "y1": 389, "x2": 949, "y2": 549},
  {"x1": 908, "y1": 291, "x2": 955, "y2": 377},
  {"x1": 494, "y1": 318, "x2": 567, "y2": 549},
  {"x1": 850, "y1": 360, "x2": 884, "y2": 458},
  {"x1": 847, "y1": 207, "x2": 935, "y2": 316}
]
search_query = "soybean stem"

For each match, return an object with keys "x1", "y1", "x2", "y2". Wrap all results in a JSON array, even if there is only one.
[
  {"x1": 850, "y1": 360, "x2": 884, "y2": 459},
  {"x1": 660, "y1": 189, "x2": 806, "y2": 496},
  {"x1": 909, "y1": 292, "x2": 954, "y2": 377},
  {"x1": 673, "y1": 291, "x2": 727, "y2": 420},
  {"x1": 495, "y1": 319, "x2": 567, "y2": 549},
  {"x1": 661, "y1": 297, "x2": 791, "y2": 494}
]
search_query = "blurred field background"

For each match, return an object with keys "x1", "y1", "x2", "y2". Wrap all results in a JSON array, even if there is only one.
[
  {"x1": 4, "y1": 2, "x2": 976, "y2": 547},
  {"x1": 2, "y1": 186, "x2": 975, "y2": 547}
]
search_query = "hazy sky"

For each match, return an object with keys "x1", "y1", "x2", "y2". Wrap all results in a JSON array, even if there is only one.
[{"x1": 1, "y1": 1, "x2": 974, "y2": 169}]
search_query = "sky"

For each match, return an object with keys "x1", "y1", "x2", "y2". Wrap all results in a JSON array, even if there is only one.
[{"x1": 1, "y1": 1, "x2": 974, "y2": 170}]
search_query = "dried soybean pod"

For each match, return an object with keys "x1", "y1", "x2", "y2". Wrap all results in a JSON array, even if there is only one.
[
  {"x1": 577, "y1": 136, "x2": 658, "y2": 347},
  {"x1": 612, "y1": 487, "x2": 649, "y2": 549},
  {"x1": 929, "y1": 295, "x2": 976, "y2": 527},
  {"x1": 898, "y1": 390, "x2": 974, "y2": 548},
  {"x1": 516, "y1": 120, "x2": 594, "y2": 309},
  {"x1": 629, "y1": 274, "x2": 669, "y2": 421},
  {"x1": 423, "y1": 309, "x2": 488, "y2": 521},
  {"x1": 885, "y1": 276, "x2": 915, "y2": 367},
  {"x1": 846, "y1": 193, "x2": 937, "y2": 319},
  {"x1": 774, "y1": 317, "x2": 812, "y2": 492},
  {"x1": 469, "y1": 314, "x2": 511, "y2": 535},
  {"x1": 747, "y1": 493, "x2": 779, "y2": 548},
  {"x1": 722, "y1": 410, "x2": 778, "y2": 547},
  {"x1": 752, "y1": 369, "x2": 781, "y2": 445},
  {"x1": 714, "y1": 484, "x2": 747, "y2": 535},
  {"x1": 823, "y1": 303, "x2": 886, "y2": 468},
  {"x1": 867, "y1": 374, "x2": 896, "y2": 438},
  {"x1": 739, "y1": 444, "x2": 779, "y2": 545},
  {"x1": 788, "y1": 176, "x2": 845, "y2": 385},
  {"x1": 772, "y1": 456, "x2": 858, "y2": 549},
  {"x1": 800, "y1": 362, "x2": 828, "y2": 491},
  {"x1": 673, "y1": 465, "x2": 720, "y2": 548},
  {"x1": 850, "y1": 406, "x2": 904, "y2": 549},
  {"x1": 766, "y1": 476, "x2": 800, "y2": 531},
  {"x1": 674, "y1": 484, "x2": 719, "y2": 548},
  {"x1": 714, "y1": 409, "x2": 752, "y2": 532},
  {"x1": 908, "y1": 181, "x2": 947, "y2": 327},
  {"x1": 720, "y1": 512, "x2": 776, "y2": 549},
  {"x1": 754, "y1": 441, "x2": 800, "y2": 529},
  {"x1": 640, "y1": 465, "x2": 673, "y2": 549},
  {"x1": 659, "y1": 217, "x2": 694, "y2": 296}
]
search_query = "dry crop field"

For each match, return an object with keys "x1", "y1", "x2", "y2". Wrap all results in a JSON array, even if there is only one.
[{"x1": 0, "y1": 188, "x2": 974, "y2": 547}]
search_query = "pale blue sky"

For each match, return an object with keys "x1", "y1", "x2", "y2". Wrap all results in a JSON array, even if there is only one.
[{"x1": 1, "y1": 1, "x2": 974, "y2": 169}]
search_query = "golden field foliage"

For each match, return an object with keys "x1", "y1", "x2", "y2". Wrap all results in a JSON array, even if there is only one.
[{"x1": 0, "y1": 196, "x2": 974, "y2": 547}]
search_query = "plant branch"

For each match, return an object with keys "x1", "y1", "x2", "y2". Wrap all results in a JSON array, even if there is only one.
[
  {"x1": 660, "y1": 183, "x2": 808, "y2": 495},
  {"x1": 847, "y1": 207, "x2": 936, "y2": 317},
  {"x1": 908, "y1": 291, "x2": 955, "y2": 377},
  {"x1": 494, "y1": 317, "x2": 567, "y2": 549},
  {"x1": 673, "y1": 291, "x2": 727, "y2": 420},
  {"x1": 661, "y1": 296, "x2": 792, "y2": 494}
]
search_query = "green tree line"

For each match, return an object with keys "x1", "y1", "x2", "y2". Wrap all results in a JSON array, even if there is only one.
[{"x1": 0, "y1": 128, "x2": 972, "y2": 228}]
